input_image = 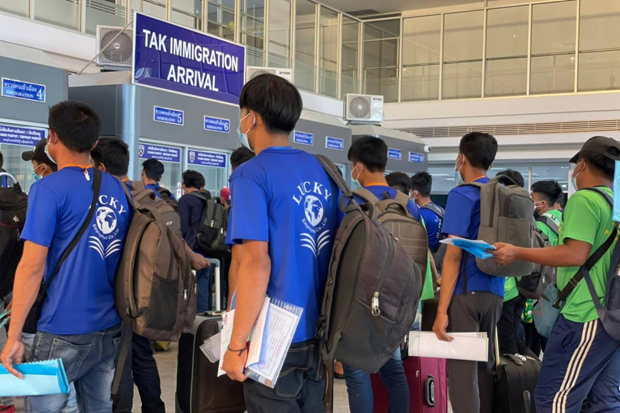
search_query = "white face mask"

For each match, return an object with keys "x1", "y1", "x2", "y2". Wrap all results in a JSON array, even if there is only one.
[
  {"x1": 44, "y1": 142, "x2": 56, "y2": 165},
  {"x1": 237, "y1": 112, "x2": 255, "y2": 152},
  {"x1": 571, "y1": 161, "x2": 585, "y2": 190},
  {"x1": 455, "y1": 155, "x2": 464, "y2": 184},
  {"x1": 351, "y1": 163, "x2": 362, "y2": 185}
]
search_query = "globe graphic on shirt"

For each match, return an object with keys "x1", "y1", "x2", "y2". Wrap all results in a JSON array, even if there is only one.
[
  {"x1": 96, "y1": 206, "x2": 118, "y2": 235},
  {"x1": 304, "y1": 195, "x2": 324, "y2": 227}
]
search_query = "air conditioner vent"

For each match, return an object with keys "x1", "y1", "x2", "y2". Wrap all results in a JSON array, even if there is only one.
[
  {"x1": 344, "y1": 94, "x2": 384, "y2": 124},
  {"x1": 96, "y1": 26, "x2": 133, "y2": 67}
]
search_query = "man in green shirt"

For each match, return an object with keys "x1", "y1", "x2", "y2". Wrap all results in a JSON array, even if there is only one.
[{"x1": 492, "y1": 136, "x2": 620, "y2": 413}]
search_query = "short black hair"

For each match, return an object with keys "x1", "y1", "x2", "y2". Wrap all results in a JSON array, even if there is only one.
[
  {"x1": 91, "y1": 137, "x2": 129, "y2": 177},
  {"x1": 230, "y1": 147, "x2": 255, "y2": 170},
  {"x1": 142, "y1": 158, "x2": 165, "y2": 182},
  {"x1": 386, "y1": 172, "x2": 410, "y2": 195},
  {"x1": 48, "y1": 101, "x2": 101, "y2": 153},
  {"x1": 531, "y1": 180, "x2": 563, "y2": 204},
  {"x1": 0, "y1": 151, "x2": 3, "y2": 169},
  {"x1": 495, "y1": 169, "x2": 525, "y2": 188},
  {"x1": 580, "y1": 150, "x2": 615, "y2": 180},
  {"x1": 459, "y1": 132, "x2": 497, "y2": 170},
  {"x1": 348, "y1": 136, "x2": 388, "y2": 173},
  {"x1": 239, "y1": 74, "x2": 302, "y2": 135},
  {"x1": 410, "y1": 172, "x2": 433, "y2": 197},
  {"x1": 183, "y1": 170, "x2": 205, "y2": 189}
]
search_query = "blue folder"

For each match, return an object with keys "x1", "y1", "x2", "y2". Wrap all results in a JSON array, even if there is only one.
[
  {"x1": 0, "y1": 358, "x2": 70, "y2": 397},
  {"x1": 450, "y1": 238, "x2": 496, "y2": 260}
]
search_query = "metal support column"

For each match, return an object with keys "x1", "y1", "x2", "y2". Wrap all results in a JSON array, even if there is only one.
[
  {"x1": 481, "y1": 8, "x2": 488, "y2": 98},
  {"x1": 264, "y1": 0, "x2": 270, "y2": 67},
  {"x1": 526, "y1": 3, "x2": 532, "y2": 95},
  {"x1": 290, "y1": 0, "x2": 296, "y2": 82},
  {"x1": 574, "y1": 0, "x2": 581, "y2": 93},
  {"x1": 398, "y1": 17, "x2": 403, "y2": 102},
  {"x1": 315, "y1": 3, "x2": 321, "y2": 94},
  {"x1": 438, "y1": 14, "x2": 444, "y2": 100},
  {"x1": 336, "y1": 12, "x2": 343, "y2": 99},
  {"x1": 80, "y1": 0, "x2": 87, "y2": 32}
]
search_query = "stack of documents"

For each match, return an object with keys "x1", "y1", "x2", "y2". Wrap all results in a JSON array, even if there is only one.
[
  {"x1": 0, "y1": 358, "x2": 70, "y2": 397},
  {"x1": 440, "y1": 237, "x2": 496, "y2": 259},
  {"x1": 213, "y1": 296, "x2": 303, "y2": 388},
  {"x1": 408, "y1": 331, "x2": 489, "y2": 362}
]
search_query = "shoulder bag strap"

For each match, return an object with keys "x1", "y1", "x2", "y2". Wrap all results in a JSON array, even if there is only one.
[
  {"x1": 188, "y1": 191, "x2": 208, "y2": 202},
  {"x1": 554, "y1": 187, "x2": 616, "y2": 308},
  {"x1": 352, "y1": 187, "x2": 381, "y2": 204},
  {"x1": 537, "y1": 215, "x2": 560, "y2": 236},
  {"x1": 314, "y1": 155, "x2": 361, "y2": 214},
  {"x1": 40, "y1": 168, "x2": 102, "y2": 293},
  {"x1": 422, "y1": 203, "x2": 445, "y2": 220}
]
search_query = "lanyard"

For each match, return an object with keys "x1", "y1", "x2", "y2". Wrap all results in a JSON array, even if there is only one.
[{"x1": 63, "y1": 164, "x2": 93, "y2": 181}]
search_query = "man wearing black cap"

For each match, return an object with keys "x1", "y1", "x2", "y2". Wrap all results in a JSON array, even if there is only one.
[
  {"x1": 492, "y1": 136, "x2": 620, "y2": 413},
  {"x1": 22, "y1": 139, "x2": 57, "y2": 180}
]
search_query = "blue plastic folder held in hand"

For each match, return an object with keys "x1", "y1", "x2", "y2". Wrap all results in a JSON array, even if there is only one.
[
  {"x1": 440, "y1": 237, "x2": 497, "y2": 259},
  {"x1": 0, "y1": 359, "x2": 70, "y2": 397}
]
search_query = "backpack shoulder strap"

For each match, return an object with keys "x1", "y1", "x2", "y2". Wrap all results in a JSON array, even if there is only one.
[
  {"x1": 422, "y1": 203, "x2": 445, "y2": 220},
  {"x1": 581, "y1": 187, "x2": 613, "y2": 208},
  {"x1": 130, "y1": 180, "x2": 146, "y2": 192},
  {"x1": 537, "y1": 215, "x2": 560, "y2": 236},
  {"x1": 188, "y1": 191, "x2": 208, "y2": 202},
  {"x1": 353, "y1": 187, "x2": 381, "y2": 204}
]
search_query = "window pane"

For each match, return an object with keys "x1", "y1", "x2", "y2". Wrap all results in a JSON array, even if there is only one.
[
  {"x1": 320, "y1": 8, "x2": 339, "y2": 98},
  {"x1": 171, "y1": 0, "x2": 200, "y2": 29},
  {"x1": 268, "y1": 0, "x2": 291, "y2": 68},
  {"x1": 342, "y1": 17, "x2": 360, "y2": 95},
  {"x1": 531, "y1": 1, "x2": 576, "y2": 95},
  {"x1": 295, "y1": 0, "x2": 316, "y2": 92},
  {"x1": 242, "y1": 0, "x2": 265, "y2": 67},
  {"x1": 428, "y1": 166, "x2": 458, "y2": 194},
  {"x1": 141, "y1": 1, "x2": 166, "y2": 20},
  {"x1": 0, "y1": 0, "x2": 29, "y2": 17},
  {"x1": 34, "y1": 0, "x2": 80, "y2": 31},
  {"x1": 402, "y1": 15, "x2": 441, "y2": 101},
  {"x1": 488, "y1": 165, "x2": 530, "y2": 189},
  {"x1": 86, "y1": 0, "x2": 127, "y2": 35},
  {"x1": 443, "y1": 11, "x2": 484, "y2": 99},
  {"x1": 208, "y1": 4, "x2": 235, "y2": 41},
  {"x1": 485, "y1": 6, "x2": 528, "y2": 97},
  {"x1": 579, "y1": 0, "x2": 620, "y2": 92},
  {"x1": 531, "y1": 164, "x2": 569, "y2": 192},
  {"x1": 364, "y1": 19, "x2": 400, "y2": 102}
]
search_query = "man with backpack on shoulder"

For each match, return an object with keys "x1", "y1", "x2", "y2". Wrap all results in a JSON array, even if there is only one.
[
  {"x1": 141, "y1": 158, "x2": 177, "y2": 208},
  {"x1": 411, "y1": 171, "x2": 444, "y2": 259},
  {"x1": 221, "y1": 74, "x2": 340, "y2": 412},
  {"x1": 0, "y1": 101, "x2": 132, "y2": 412},
  {"x1": 493, "y1": 136, "x2": 620, "y2": 413},
  {"x1": 433, "y1": 132, "x2": 504, "y2": 413},
  {"x1": 179, "y1": 170, "x2": 214, "y2": 313}
]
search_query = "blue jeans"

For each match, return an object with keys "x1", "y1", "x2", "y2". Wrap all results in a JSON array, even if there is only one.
[
  {"x1": 344, "y1": 348, "x2": 409, "y2": 413},
  {"x1": 196, "y1": 266, "x2": 212, "y2": 313},
  {"x1": 26, "y1": 324, "x2": 122, "y2": 413}
]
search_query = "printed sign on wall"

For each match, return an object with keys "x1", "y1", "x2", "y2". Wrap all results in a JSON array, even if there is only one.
[
  {"x1": 325, "y1": 137, "x2": 344, "y2": 151},
  {"x1": 294, "y1": 131, "x2": 314, "y2": 146},
  {"x1": 138, "y1": 143, "x2": 182, "y2": 163},
  {"x1": 0, "y1": 124, "x2": 46, "y2": 147},
  {"x1": 1, "y1": 78, "x2": 46, "y2": 103},
  {"x1": 187, "y1": 150, "x2": 227, "y2": 168},
  {"x1": 388, "y1": 148, "x2": 402, "y2": 160}
]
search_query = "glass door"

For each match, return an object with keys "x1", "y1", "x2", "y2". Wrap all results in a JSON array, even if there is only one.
[
  {"x1": 0, "y1": 124, "x2": 47, "y2": 193},
  {"x1": 138, "y1": 140, "x2": 184, "y2": 199}
]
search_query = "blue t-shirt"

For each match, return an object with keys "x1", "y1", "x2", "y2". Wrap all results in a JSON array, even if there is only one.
[
  {"x1": 146, "y1": 182, "x2": 176, "y2": 200},
  {"x1": 226, "y1": 147, "x2": 340, "y2": 343},
  {"x1": 420, "y1": 203, "x2": 443, "y2": 251},
  {"x1": 441, "y1": 177, "x2": 504, "y2": 297},
  {"x1": 21, "y1": 167, "x2": 132, "y2": 334},
  {"x1": 353, "y1": 185, "x2": 421, "y2": 221}
]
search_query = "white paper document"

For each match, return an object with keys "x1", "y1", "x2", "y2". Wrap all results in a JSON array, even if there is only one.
[{"x1": 409, "y1": 331, "x2": 489, "y2": 362}]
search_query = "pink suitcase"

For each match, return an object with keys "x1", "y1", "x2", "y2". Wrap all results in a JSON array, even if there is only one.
[{"x1": 371, "y1": 356, "x2": 448, "y2": 413}]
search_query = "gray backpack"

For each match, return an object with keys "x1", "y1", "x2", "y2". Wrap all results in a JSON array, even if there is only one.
[
  {"x1": 464, "y1": 177, "x2": 535, "y2": 277},
  {"x1": 353, "y1": 188, "x2": 429, "y2": 274},
  {"x1": 314, "y1": 156, "x2": 422, "y2": 378}
]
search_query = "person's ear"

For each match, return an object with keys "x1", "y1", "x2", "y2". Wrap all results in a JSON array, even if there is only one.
[
  {"x1": 47, "y1": 131, "x2": 58, "y2": 145},
  {"x1": 96, "y1": 163, "x2": 107, "y2": 173}
]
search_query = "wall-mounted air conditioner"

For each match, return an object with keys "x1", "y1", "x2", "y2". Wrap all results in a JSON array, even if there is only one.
[{"x1": 344, "y1": 94, "x2": 384, "y2": 124}]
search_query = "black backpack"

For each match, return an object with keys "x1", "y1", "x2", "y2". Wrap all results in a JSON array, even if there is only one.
[
  {"x1": 517, "y1": 216, "x2": 560, "y2": 299},
  {"x1": 190, "y1": 191, "x2": 230, "y2": 258},
  {"x1": 0, "y1": 173, "x2": 27, "y2": 299}
]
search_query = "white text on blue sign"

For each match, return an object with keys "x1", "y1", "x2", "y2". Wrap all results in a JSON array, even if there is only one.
[
  {"x1": 294, "y1": 131, "x2": 314, "y2": 146},
  {"x1": 325, "y1": 137, "x2": 344, "y2": 151},
  {"x1": 138, "y1": 143, "x2": 182, "y2": 163},
  {"x1": 153, "y1": 106, "x2": 184, "y2": 125},
  {"x1": 409, "y1": 152, "x2": 425, "y2": 163},
  {"x1": 188, "y1": 150, "x2": 227, "y2": 168},
  {"x1": 0, "y1": 125, "x2": 46, "y2": 147},
  {"x1": 388, "y1": 148, "x2": 402, "y2": 160},
  {"x1": 1, "y1": 78, "x2": 46, "y2": 103},
  {"x1": 204, "y1": 116, "x2": 230, "y2": 133}
]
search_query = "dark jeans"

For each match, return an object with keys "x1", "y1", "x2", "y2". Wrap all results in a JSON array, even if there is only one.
[
  {"x1": 448, "y1": 291, "x2": 502, "y2": 413},
  {"x1": 114, "y1": 333, "x2": 165, "y2": 413},
  {"x1": 498, "y1": 295, "x2": 537, "y2": 358},
  {"x1": 27, "y1": 324, "x2": 122, "y2": 413},
  {"x1": 243, "y1": 339, "x2": 324, "y2": 413},
  {"x1": 343, "y1": 348, "x2": 409, "y2": 413},
  {"x1": 196, "y1": 266, "x2": 212, "y2": 313}
]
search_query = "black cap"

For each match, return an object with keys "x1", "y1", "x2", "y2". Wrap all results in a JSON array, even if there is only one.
[
  {"x1": 569, "y1": 136, "x2": 620, "y2": 163},
  {"x1": 22, "y1": 139, "x2": 56, "y2": 166}
]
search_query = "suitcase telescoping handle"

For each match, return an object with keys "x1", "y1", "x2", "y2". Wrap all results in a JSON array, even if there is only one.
[
  {"x1": 208, "y1": 259, "x2": 221, "y2": 311},
  {"x1": 0, "y1": 172, "x2": 17, "y2": 186}
]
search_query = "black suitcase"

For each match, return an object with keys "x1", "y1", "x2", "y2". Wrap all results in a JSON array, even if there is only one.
[
  {"x1": 494, "y1": 354, "x2": 540, "y2": 413},
  {"x1": 175, "y1": 315, "x2": 246, "y2": 413}
]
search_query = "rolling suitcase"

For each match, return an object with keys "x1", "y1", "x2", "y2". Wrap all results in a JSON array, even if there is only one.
[
  {"x1": 493, "y1": 354, "x2": 540, "y2": 413},
  {"x1": 175, "y1": 315, "x2": 245, "y2": 413},
  {"x1": 371, "y1": 356, "x2": 448, "y2": 413}
]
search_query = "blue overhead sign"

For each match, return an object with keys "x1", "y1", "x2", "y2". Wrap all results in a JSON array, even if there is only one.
[
  {"x1": 133, "y1": 12, "x2": 246, "y2": 105},
  {"x1": 138, "y1": 143, "x2": 182, "y2": 163},
  {"x1": 188, "y1": 150, "x2": 227, "y2": 168},
  {"x1": 0, "y1": 124, "x2": 46, "y2": 147},
  {"x1": 294, "y1": 131, "x2": 314, "y2": 146},
  {"x1": 325, "y1": 137, "x2": 344, "y2": 151},
  {"x1": 1, "y1": 78, "x2": 46, "y2": 103},
  {"x1": 204, "y1": 116, "x2": 230, "y2": 133},
  {"x1": 153, "y1": 106, "x2": 184, "y2": 125},
  {"x1": 409, "y1": 152, "x2": 425, "y2": 163},
  {"x1": 388, "y1": 148, "x2": 402, "y2": 160}
]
